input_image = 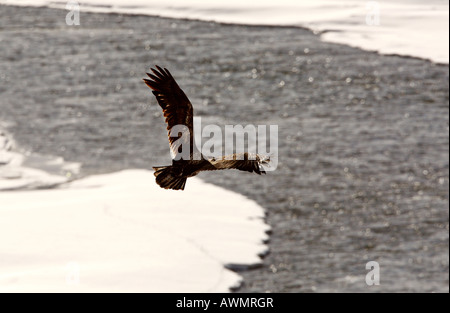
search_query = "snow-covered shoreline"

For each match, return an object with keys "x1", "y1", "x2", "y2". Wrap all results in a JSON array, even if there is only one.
[
  {"x1": 0, "y1": 0, "x2": 448, "y2": 64},
  {"x1": 0, "y1": 1, "x2": 447, "y2": 293},
  {"x1": 0, "y1": 127, "x2": 80, "y2": 191},
  {"x1": 0, "y1": 129, "x2": 269, "y2": 292}
]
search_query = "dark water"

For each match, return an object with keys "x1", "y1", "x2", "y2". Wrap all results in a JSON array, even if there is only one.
[{"x1": 0, "y1": 5, "x2": 448, "y2": 292}]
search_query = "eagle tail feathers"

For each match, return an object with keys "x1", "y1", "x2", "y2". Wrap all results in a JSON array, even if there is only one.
[{"x1": 153, "y1": 166, "x2": 187, "y2": 190}]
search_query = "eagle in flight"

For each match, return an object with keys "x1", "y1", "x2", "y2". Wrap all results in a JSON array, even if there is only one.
[{"x1": 144, "y1": 66, "x2": 269, "y2": 190}]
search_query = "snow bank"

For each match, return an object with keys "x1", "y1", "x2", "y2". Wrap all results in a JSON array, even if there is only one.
[
  {"x1": 0, "y1": 130, "x2": 269, "y2": 293},
  {"x1": 1, "y1": 0, "x2": 448, "y2": 63}
]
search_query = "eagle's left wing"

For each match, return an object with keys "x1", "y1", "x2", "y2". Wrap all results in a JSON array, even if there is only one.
[{"x1": 206, "y1": 153, "x2": 267, "y2": 175}]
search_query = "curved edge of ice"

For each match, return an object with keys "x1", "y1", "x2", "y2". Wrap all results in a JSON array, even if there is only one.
[
  {"x1": 0, "y1": 0, "x2": 448, "y2": 64},
  {"x1": 0, "y1": 129, "x2": 270, "y2": 293}
]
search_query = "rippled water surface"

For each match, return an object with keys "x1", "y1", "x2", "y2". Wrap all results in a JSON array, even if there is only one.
[{"x1": 0, "y1": 5, "x2": 448, "y2": 292}]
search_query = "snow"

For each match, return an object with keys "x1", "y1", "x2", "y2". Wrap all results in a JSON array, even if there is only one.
[
  {"x1": 1, "y1": 0, "x2": 446, "y2": 292},
  {"x1": 0, "y1": 0, "x2": 448, "y2": 63},
  {"x1": 0, "y1": 130, "x2": 269, "y2": 292}
]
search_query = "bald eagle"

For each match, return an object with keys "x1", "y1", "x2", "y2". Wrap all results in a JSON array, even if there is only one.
[{"x1": 144, "y1": 66, "x2": 268, "y2": 190}]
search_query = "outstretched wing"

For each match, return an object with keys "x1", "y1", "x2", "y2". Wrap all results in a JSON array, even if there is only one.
[
  {"x1": 205, "y1": 153, "x2": 266, "y2": 175},
  {"x1": 143, "y1": 66, "x2": 194, "y2": 159}
]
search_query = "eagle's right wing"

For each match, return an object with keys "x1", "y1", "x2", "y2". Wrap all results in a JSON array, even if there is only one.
[{"x1": 143, "y1": 66, "x2": 194, "y2": 159}]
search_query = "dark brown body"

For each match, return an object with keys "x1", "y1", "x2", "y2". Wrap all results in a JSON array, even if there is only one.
[{"x1": 144, "y1": 66, "x2": 267, "y2": 190}]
